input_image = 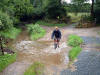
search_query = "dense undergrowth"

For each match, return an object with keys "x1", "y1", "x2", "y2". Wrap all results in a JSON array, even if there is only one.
[{"x1": 69, "y1": 46, "x2": 82, "y2": 61}]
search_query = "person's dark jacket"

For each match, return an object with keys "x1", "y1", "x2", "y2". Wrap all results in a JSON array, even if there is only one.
[{"x1": 51, "y1": 30, "x2": 61, "y2": 39}]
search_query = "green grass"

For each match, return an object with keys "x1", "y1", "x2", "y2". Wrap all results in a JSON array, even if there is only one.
[
  {"x1": 0, "y1": 27, "x2": 21, "y2": 39},
  {"x1": 68, "y1": 13, "x2": 90, "y2": 23},
  {"x1": 68, "y1": 35, "x2": 83, "y2": 47},
  {"x1": 69, "y1": 46, "x2": 82, "y2": 61},
  {"x1": 0, "y1": 54, "x2": 16, "y2": 72},
  {"x1": 27, "y1": 24, "x2": 46, "y2": 40},
  {"x1": 36, "y1": 20, "x2": 68, "y2": 27},
  {"x1": 30, "y1": 28, "x2": 46, "y2": 40},
  {"x1": 24, "y1": 62, "x2": 44, "y2": 75}
]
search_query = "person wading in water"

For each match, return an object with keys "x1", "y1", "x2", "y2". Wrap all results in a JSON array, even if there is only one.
[{"x1": 51, "y1": 26, "x2": 62, "y2": 49}]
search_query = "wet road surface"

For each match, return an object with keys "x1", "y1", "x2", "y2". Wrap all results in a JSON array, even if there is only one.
[
  {"x1": 61, "y1": 36, "x2": 100, "y2": 75},
  {"x1": 61, "y1": 50, "x2": 100, "y2": 75}
]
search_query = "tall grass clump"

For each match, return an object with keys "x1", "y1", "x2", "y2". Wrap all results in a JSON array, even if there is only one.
[
  {"x1": 0, "y1": 54, "x2": 16, "y2": 72},
  {"x1": 27, "y1": 24, "x2": 46, "y2": 40},
  {"x1": 24, "y1": 62, "x2": 44, "y2": 75},
  {"x1": 69, "y1": 46, "x2": 82, "y2": 61},
  {"x1": 67, "y1": 35, "x2": 83, "y2": 61},
  {"x1": 0, "y1": 27, "x2": 21, "y2": 39},
  {"x1": 68, "y1": 35, "x2": 83, "y2": 47}
]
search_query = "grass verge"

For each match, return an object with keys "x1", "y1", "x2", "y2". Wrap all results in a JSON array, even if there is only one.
[
  {"x1": 27, "y1": 24, "x2": 46, "y2": 40},
  {"x1": 0, "y1": 53, "x2": 16, "y2": 72},
  {"x1": 69, "y1": 46, "x2": 82, "y2": 61},
  {"x1": 0, "y1": 27, "x2": 21, "y2": 39},
  {"x1": 36, "y1": 20, "x2": 68, "y2": 27},
  {"x1": 67, "y1": 34, "x2": 83, "y2": 61},
  {"x1": 24, "y1": 62, "x2": 44, "y2": 75},
  {"x1": 68, "y1": 35, "x2": 83, "y2": 47}
]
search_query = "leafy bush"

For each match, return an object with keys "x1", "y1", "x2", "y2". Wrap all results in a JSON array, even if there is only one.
[
  {"x1": 6, "y1": 0, "x2": 34, "y2": 21},
  {"x1": 45, "y1": 0, "x2": 66, "y2": 19},
  {"x1": 24, "y1": 62, "x2": 44, "y2": 75},
  {"x1": 27, "y1": 24, "x2": 46, "y2": 40},
  {"x1": 69, "y1": 46, "x2": 82, "y2": 61},
  {"x1": 0, "y1": 27, "x2": 21, "y2": 39},
  {"x1": 0, "y1": 54, "x2": 16, "y2": 72},
  {"x1": 68, "y1": 35, "x2": 83, "y2": 47},
  {"x1": 0, "y1": 11, "x2": 13, "y2": 31},
  {"x1": 27, "y1": 24, "x2": 42, "y2": 34},
  {"x1": 80, "y1": 15, "x2": 94, "y2": 22}
]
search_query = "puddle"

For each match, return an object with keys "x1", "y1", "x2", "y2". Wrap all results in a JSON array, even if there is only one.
[{"x1": 64, "y1": 53, "x2": 69, "y2": 64}]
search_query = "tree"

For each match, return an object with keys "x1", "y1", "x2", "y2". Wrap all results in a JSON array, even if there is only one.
[
  {"x1": 45, "y1": 0, "x2": 66, "y2": 19},
  {"x1": 71, "y1": 0, "x2": 87, "y2": 13},
  {"x1": 91, "y1": 0, "x2": 95, "y2": 17},
  {"x1": 71, "y1": 0, "x2": 95, "y2": 17},
  {"x1": 0, "y1": 11, "x2": 13, "y2": 55},
  {"x1": 95, "y1": 0, "x2": 100, "y2": 23}
]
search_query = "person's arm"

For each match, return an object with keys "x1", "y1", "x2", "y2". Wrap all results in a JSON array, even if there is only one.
[{"x1": 51, "y1": 30, "x2": 54, "y2": 39}]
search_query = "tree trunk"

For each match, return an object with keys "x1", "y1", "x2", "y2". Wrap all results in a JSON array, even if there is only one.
[
  {"x1": 0, "y1": 37, "x2": 4, "y2": 55},
  {"x1": 91, "y1": 0, "x2": 95, "y2": 17},
  {"x1": 1, "y1": 45, "x2": 4, "y2": 55}
]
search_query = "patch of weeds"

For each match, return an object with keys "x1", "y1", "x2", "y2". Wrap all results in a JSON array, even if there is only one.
[
  {"x1": 69, "y1": 46, "x2": 82, "y2": 61},
  {"x1": 0, "y1": 53, "x2": 16, "y2": 72},
  {"x1": 68, "y1": 35, "x2": 83, "y2": 47},
  {"x1": 24, "y1": 62, "x2": 44, "y2": 75},
  {"x1": 27, "y1": 24, "x2": 46, "y2": 40}
]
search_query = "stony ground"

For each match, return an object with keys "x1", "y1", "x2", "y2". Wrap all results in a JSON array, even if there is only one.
[{"x1": 0, "y1": 25, "x2": 100, "y2": 75}]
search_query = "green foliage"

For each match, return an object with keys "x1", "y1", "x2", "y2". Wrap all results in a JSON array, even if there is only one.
[
  {"x1": 36, "y1": 20, "x2": 67, "y2": 27},
  {"x1": 65, "y1": 3, "x2": 91, "y2": 13},
  {"x1": 0, "y1": 11, "x2": 13, "y2": 31},
  {"x1": 95, "y1": 0, "x2": 100, "y2": 24},
  {"x1": 10, "y1": 0, "x2": 34, "y2": 21},
  {"x1": 0, "y1": 0, "x2": 34, "y2": 21},
  {"x1": 81, "y1": 15, "x2": 94, "y2": 22},
  {"x1": 68, "y1": 13, "x2": 90, "y2": 22},
  {"x1": 70, "y1": 0, "x2": 90, "y2": 13},
  {"x1": 68, "y1": 35, "x2": 83, "y2": 47},
  {"x1": 69, "y1": 46, "x2": 82, "y2": 61},
  {"x1": 0, "y1": 27, "x2": 21, "y2": 39},
  {"x1": 45, "y1": 0, "x2": 66, "y2": 19},
  {"x1": 27, "y1": 24, "x2": 46, "y2": 40},
  {"x1": 0, "y1": 54, "x2": 16, "y2": 72},
  {"x1": 24, "y1": 62, "x2": 44, "y2": 75}
]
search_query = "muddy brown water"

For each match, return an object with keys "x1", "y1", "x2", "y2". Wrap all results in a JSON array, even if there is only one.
[
  {"x1": 0, "y1": 27, "x2": 70, "y2": 75},
  {"x1": 1, "y1": 25, "x2": 100, "y2": 75}
]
